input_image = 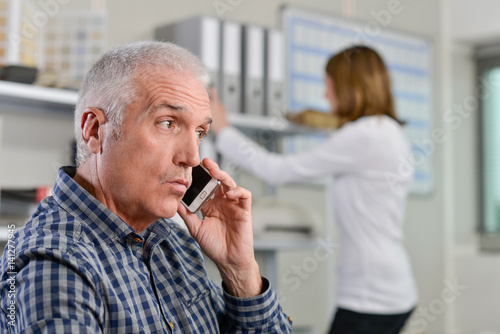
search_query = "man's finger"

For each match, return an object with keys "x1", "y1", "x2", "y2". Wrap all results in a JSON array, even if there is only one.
[
  {"x1": 177, "y1": 202, "x2": 201, "y2": 236},
  {"x1": 202, "y1": 158, "x2": 237, "y2": 192},
  {"x1": 225, "y1": 187, "x2": 252, "y2": 210}
]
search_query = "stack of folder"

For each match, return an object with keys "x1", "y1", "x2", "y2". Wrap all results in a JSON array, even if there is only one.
[{"x1": 155, "y1": 16, "x2": 284, "y2": 118}]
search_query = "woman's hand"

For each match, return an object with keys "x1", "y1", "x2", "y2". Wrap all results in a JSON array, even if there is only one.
[{"x1": 209, "y1": 87, "x2": 230, "y2": 135}]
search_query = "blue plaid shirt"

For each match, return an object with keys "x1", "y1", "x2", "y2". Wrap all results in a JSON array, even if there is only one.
[{"x1": 0, "y1": 167, "x2": 292, "y2": 333}]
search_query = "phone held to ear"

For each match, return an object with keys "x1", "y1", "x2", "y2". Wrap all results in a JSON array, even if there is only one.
[{"x1": 181, "y1": 165, "x2": 221, "y2": 213}]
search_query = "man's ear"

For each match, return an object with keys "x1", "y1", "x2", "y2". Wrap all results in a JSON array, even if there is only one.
[{"x1": 80, "y1": 107, "x2": 107, "y2": 154}]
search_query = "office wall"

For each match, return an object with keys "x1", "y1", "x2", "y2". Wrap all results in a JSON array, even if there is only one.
[
  {"x1": 452, "y1": 45, "x2": 479, "y2": 247},
  {"x1": 450, "y1": 0, "x2": 500, "y2": 44},
  {"x1": 447, "y1": 0, "x2": 500, "y2": 331},
  {"x1": 451, "y1": 40, "x2": 500, "y2": 333}
]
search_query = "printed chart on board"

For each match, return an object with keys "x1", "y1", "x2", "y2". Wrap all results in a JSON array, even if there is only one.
[{"x1": 282, "y1": 7, "x2": 434, "y2": 195}]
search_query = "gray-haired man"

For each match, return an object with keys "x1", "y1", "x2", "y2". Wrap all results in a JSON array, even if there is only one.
[{"x1": 0, "y1": 41, "x2": 292, "y2": 333}]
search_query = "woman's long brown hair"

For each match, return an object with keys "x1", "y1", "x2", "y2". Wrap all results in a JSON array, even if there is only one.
[{"x1": 325, "y1": 45, "x2": 402, "y2": 128}]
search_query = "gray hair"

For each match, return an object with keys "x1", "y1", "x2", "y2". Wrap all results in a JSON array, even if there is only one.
[{"x1": 74, "y1": 40, "x2": 211, "y2": 166}]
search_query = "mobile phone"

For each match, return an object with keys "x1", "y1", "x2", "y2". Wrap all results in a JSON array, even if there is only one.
[{"x1": 181, "y1": 165, "x2": 221, "y2": 213}]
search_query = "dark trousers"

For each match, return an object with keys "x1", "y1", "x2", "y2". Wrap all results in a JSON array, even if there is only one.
[{"x1": 328, "y1": 307, "x2": 414, "y2": 334}]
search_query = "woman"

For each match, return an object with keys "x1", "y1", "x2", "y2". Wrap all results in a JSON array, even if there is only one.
[{"x1": 210, "y1": 45, "x2": 417, "y2": 334}]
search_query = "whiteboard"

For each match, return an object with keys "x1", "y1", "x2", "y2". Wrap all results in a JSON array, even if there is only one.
[{"x1": 282, "y1": 7, "x2": 434, "y2": 195}]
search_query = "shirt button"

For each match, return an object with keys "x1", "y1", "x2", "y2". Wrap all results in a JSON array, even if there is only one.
[
  {"x1": 133, "y1": 237, "x2": 142, "y2": 243},
  {"x1": 169, "y1": 321, "x2": 175, "y2": 329}
]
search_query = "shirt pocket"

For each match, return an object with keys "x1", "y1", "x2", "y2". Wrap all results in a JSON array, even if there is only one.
[
  {"x1": 175, "y1": 287, "x2": 220, "y2": 332},
  {"x1": 180, "y1": 288, "x2": 211, "y2": 307}
]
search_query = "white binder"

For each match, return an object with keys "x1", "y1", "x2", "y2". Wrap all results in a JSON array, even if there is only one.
[
  {"x1": 155, "y1": 16, "x2": 221, "y2": 92},
  {"x1": 241, "y1": 24, "x2": 265, "y2": 115},
  {"x1": 220, "y1": 20, "x2": 242, "y2": 114},
  {"x1": 265, "y1": 29, "x2": 284, "y2": 118}
]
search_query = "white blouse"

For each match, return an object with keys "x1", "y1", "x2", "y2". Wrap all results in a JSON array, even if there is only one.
[{"x1": 215, "y1": 115, "x2": 418, "y2": 314}]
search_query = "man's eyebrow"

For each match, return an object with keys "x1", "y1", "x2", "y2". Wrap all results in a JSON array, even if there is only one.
[
  {"x1": 151, "y1": 103, "x2": 213, "y2": 125},
  {"x1": 151, "y1": 103, "x2": 186, "y2": 113}
]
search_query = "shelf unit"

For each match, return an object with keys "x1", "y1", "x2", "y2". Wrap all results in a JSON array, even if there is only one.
[
  {"x1": 225, "y1": 112, "x2": 334, "y2": 250},
  {"x1": 254, "y1": 238, "x2": 318, "y2": 251},
  {"x1": 228, "y1": 112, "x2": 333, "y2": 136},
  {"x1": 0, "y1": 81, "x2": 78, "y2": 115},
  {"x1": 226, "y1": 113, "x2": 336, "y2": 334},
  {"x1": 228, "y1": 113, "x2": 295, "y2": 133},
  {"x1": 0, "y1": 81, "x2": 78, "y2": 105}
]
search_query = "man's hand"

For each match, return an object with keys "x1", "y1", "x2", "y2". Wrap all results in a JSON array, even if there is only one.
[{"x1": 177, "y1": 158, "x2": 262, "y2": 298}]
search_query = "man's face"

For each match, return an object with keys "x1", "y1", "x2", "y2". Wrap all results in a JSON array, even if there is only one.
[{"x1": 97, "y1": 67, "x2": 212, "y2": 225}]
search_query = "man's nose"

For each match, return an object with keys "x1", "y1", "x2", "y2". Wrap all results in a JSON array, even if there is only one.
[{"x1": 173, "y1": 132, "x2": 201, "y2": 167}]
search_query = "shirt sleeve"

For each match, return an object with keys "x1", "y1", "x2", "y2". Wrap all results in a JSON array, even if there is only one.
[
  {"x1": 215, "y1": 126, "x2": 366, "y2": 186},
  {"x1": 0, "y1": 245, "x2": 104, "y2": 334},
  {"x1": 212, "y1": 278, "x2": 293, "y2": 333}
]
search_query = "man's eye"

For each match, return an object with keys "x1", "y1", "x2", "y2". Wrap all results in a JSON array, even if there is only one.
[
  {"x1": 160, "y1": 120, "x2": 174, "y2": 129},
  {"x1": 196, "y1": 130, "x2": 206, "y2": 140}
]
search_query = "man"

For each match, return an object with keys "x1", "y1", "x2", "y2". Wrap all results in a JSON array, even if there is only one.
[{"x1": 0, "y1": 41, "x2": 292, "y2": 333}]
